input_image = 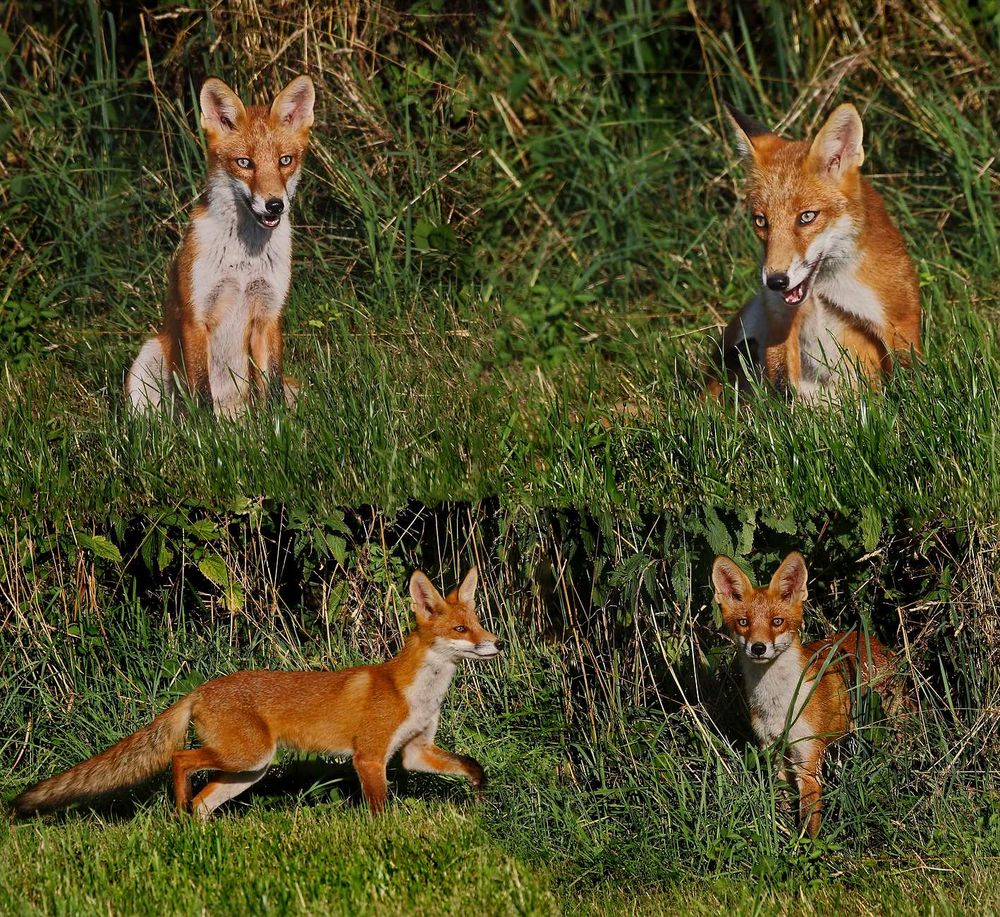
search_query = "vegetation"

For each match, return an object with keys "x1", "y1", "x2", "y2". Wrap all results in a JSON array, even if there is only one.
[{"x1": 1, "y1": 0, "x2": 998, "y2": 913}]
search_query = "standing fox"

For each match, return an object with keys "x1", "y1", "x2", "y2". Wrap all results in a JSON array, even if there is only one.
[
  {"x1": 713, "y1": 551, "x2": 908, "y2": 837},
  {"x1": 126, "y1": 75, "x2": 315, "y2": 415},
  {"x1": 709, "y1": 103, "x2": 921, "y2": 400},
  {"x1": 14, "y1": 569, "x2": 499, "y2": 819}
]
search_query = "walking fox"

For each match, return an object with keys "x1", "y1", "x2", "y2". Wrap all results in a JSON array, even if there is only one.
[
  {"x1": 710, "y1": 103, "x2": 921, "y2": 400},
  {"x1": 14, "y1": 569, "x2": 499, "y2": 818},
  {"x1": 713, "y1": 551, "x2": 910, "y2": 836},
  {"x1": 126, "y1": 75, "x2": 315, "y2": 416}
]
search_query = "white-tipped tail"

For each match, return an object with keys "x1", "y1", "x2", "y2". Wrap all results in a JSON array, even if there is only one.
[{"x1": 126, "y1": 337, "x2": 171, "y2": 411}]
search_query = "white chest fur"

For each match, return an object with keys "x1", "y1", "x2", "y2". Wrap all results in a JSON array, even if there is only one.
[
  {"x1": 188, "y1": 188, "x2": 292, "y2": 406},
  {"x1": 741, "y1": 647, "x2": 816, "y2": 747},
  {"x1": 389, "y1": 646, "x2": 457, "y2": 755}
]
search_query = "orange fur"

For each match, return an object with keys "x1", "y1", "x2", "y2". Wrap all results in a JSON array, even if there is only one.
[
  {"x1": 711, "y1": 103, "x2": 921, "y2": 400},
  {"x1": 14, "y1": 569, "x2": 500, "y2": 819},
  {"x1": 713, "y1": 551, "x2": 908, "y2": 836}
]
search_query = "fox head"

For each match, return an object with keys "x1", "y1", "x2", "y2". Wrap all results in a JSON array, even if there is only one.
[
  {"x1": 713, "y1": 551, "x2": 808, "y2": 664},
  {"x1": 726, "y1": 103, "x2": 867, "y2": 308},
  {"x1": 409, "y1": 568, "x2": 501, "y2": 661},
  {"x1": 200, "y1": 75, "x2": 315, "y2": 230}
]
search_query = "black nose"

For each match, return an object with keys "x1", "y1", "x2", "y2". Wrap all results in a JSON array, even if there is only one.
[
  {"x1": 493, "y1": 639, "x2": 504, "y2": 653},
  {"x1": 265, "y1": 198, "x2": 284, "y2": 215},
  {"x1": 766, "y1": 272, "x2": 790, "y2": 291},
  {"x1": 750, "y1": 642, "x2": 767, "y2": 657}
]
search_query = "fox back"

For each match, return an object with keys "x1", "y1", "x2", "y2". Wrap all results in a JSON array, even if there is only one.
[{"x1": 713, "y1": 104, "x2": 921, "y2": 400}]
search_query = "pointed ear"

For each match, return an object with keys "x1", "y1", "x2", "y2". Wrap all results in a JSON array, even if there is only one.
[
  {"x1": 808, "y1": 103, "x2": 864, "y2": 180},
  {"x1": 457, "y1": 567, "x2": 478, "y2": 606},
  {"x1": 269, "y1": 75, "x2": 315, "y2": 132},
  {"x1": 724, "y1": 102, "x2": 773, "y2": 161},
  {"x1": 712, "y1": 556, "x2": 753, "y2": 605},
  {"x1": 410, "y1": 570, "x2": 444, "y2": 624},
  {"x1": 769, "y1": 552, "x2": 808, "y2": 604},
  {"x1": 200, "y1": 78, "x2": 247, "y2": 138}
]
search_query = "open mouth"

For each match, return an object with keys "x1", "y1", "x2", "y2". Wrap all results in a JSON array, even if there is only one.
[
  {"x1": 255, "y1": 213, "x2": 281, "y2": 229},
  {"x1": 782, "y1": 259, "x2": 821, "y2": 306}
]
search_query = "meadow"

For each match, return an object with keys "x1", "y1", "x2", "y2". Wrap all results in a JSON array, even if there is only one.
[{"x1": 1, "y1": 1, "x2": 998, "y2": 914}]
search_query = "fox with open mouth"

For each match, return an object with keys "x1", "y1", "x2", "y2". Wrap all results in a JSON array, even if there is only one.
[{"x1": 708, "y1": 103, "x2": 921, "y2": 401}]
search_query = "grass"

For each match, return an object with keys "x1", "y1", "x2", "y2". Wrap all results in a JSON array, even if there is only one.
[{"x1": 2, "y1": 0, "x2": 999, "y2": 914}]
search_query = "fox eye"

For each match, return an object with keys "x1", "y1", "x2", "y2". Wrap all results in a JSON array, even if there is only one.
[
  {"x1": 772, "y1": 617, "x2": 784, "y2": 627},
  {"x1": 798, "y1": 210, "x2": 818, "y2": 225},
  {"x1": 737, "y1": 617, "x2": 749, "y2": 628},
  {"x1": 752, "y1": 213, "x2": 767, "y2": 229},
  {"x1": 235, "y1": 157, "x2": 253, "y2": 169},
  {"x1": 279, "y1": 154, "x2": 293, "y2": 167},
  {"x1": 453, "y1": 625, "x2": 468, "y2": 634}
]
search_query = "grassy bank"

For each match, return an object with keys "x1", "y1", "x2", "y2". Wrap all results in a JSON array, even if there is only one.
[{"x1": 2, "y1": 0, "x2": 999, "y2": 913}]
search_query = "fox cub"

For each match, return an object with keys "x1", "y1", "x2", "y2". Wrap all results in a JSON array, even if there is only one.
[
  {"x1": 713, "y1": 551, "x2": 909, "y2": 836},
  {"x1": 710, "y1": 103, "x2": 921, "y2": 401},
  {"x1": 14, "y1": 568, "x2": 499, "y2": 818},
  {"x1": 126, "y1": 75, "x2": 315, "y2": 416}
]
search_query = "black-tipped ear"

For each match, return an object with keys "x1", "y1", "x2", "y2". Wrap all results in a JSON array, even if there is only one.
[
  {"x1": 724, "y1": 102, "x2": 772, "y2": 159},
  {"x1": 410, "y1": 571, "x2": 444, "y2": 624},
  {"x1": 769, "y1": 552, "x2": 808, "y2": 604},
  {"x1": 712, "y1": 556, "x2": 753, "y2": 605}
]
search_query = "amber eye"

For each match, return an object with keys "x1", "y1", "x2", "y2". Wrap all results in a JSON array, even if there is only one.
[
  {"x1": 798, "y1": 210, "x2": 818, "y2": 225},
  {"x1": 737, "y1": 617, "x2": 749, "y2": 628},
  {"x1": 772, "y1": 617, "x2": 784, "y2": 627},
  {"x1": 453, "y1": 625, "x2": 468, "y2": 634},
  {"x1": 753, "y1": 213, "x2": 767, "y2": 229},
  {"x1": 279, "y1": 154, "x2": 293, "y2": 166},
  {"x1": 235, "y1": 157, "x2": 253, "y2": 169}
]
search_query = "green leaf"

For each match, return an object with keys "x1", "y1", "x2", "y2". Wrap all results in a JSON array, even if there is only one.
[
  {"x1": 77, "y1": 533, "x2": 122, "y2": 563},
  {"x1": 186, "y1": 519, "x2": 221, "y2": 542},
  {"x1": 198, "y1": 554, "x2": 230, "y2": 588}
]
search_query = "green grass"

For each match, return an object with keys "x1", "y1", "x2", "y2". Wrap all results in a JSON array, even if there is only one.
[{"x1": 2, "y1": 0, "x2": 999, "y2": 914}]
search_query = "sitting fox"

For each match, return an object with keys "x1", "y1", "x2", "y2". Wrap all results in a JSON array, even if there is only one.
[
  {"x1": 709, "y1": 103, "x2": 921, "y2": 400},
  {"x1": 126, "y1": 75, "x2": 315, "y2": 416}
]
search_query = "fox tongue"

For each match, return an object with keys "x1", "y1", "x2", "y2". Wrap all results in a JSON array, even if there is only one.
[{"x1": 784, "y1": 281, "x2": 807, "y2": 305}]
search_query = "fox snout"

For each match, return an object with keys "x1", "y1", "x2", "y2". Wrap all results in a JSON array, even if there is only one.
[
  {"x1": 473, "y1": 634, "x2": 502, "y2": 659},
  {"x1": 733, "y1": 632, "x2": 787, "y2": 663}
]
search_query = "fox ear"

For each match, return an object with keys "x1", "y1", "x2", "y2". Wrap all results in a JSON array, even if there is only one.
[
  {"x1": 769, "y1": 552, "x2": 808, "y2": 605},
  {"x1": 712, "y1": 556, "x2": 753, "y2": 605},
  {"x1": 410, "y1": 570, "x2": 444, "y2": 624},
  {"x1": 808, "y1": 103, "x2": 864, "y2": 180},
  {"x1": 200, "y1": 78, "x2": 247, "y2": 137},
  {"x1": 270, "y1": 75, "x2": 315, "y2": 132},
  {"x1": 457, "y1": 567, "x2": 478, "y2": 606},
  {"x1": 724, "y1": 102, "x2": 773, "y2": 161}
]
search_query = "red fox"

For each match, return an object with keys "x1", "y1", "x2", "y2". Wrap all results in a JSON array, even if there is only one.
[
  {"x1": 14, "y1": 568, "x2": 500, "y2": 819},
  {"x1": 125, "y1": 75, "x2": 315, "y2": 416},
  {"x1": 712, "y1": 551, "x2": 908, "y2": 837},
  {"x1": 709, "y1": 103, "x2": 921, "y2": 400}
]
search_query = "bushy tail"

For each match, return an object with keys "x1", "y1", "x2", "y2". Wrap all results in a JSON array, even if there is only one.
[{"x1": 13, "y1": 696, "x2": 194, "y2": 816}]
